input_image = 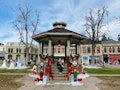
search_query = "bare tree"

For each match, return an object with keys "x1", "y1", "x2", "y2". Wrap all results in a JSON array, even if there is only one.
[
  {"x1": 13, "y1": 5, "x2": 40, "y2": 65},
  {"x1": 84, "y1": 6, "x2": 108, "y2": 64}
]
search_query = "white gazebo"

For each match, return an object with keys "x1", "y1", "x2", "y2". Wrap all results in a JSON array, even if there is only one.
[{"x1": 32, "y1": 22, "x2": 87, "y2": 63}]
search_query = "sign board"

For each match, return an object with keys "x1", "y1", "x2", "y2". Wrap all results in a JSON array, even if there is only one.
[{"x1": 82, "y1": 55, "x2": 89, "y2": 66}]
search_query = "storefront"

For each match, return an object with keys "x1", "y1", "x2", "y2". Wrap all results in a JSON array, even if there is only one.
[{"x1": 108, "y1": 54, "x2": 120, "y2": 64}]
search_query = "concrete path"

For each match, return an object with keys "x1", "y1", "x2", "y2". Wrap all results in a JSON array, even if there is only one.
[
  {"x1": 1, "y1": 73, "x2": 120, "y2": 90},
  {"x1": 17, "y1": 75, "x2": 102, "y2": 90},
  {"x1": 1, "y1": 73, "x2": 120, "y2": 76}
]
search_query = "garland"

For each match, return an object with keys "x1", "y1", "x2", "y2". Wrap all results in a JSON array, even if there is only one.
[
  {"x1": 39, "y1": 54, "x2": 48, "y2": 60},
  {"x1": 70, "y1": 54, "x2": 80, "y2": 60}
]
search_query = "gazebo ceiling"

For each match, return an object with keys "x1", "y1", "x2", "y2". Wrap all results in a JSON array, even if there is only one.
[{"x1": 32, "y1": 22, "x2": 88, "y2": 44}]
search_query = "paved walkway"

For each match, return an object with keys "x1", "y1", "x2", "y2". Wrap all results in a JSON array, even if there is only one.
[
  {"x1": 1, "y1": 73, "x2": 120, "y2": 76},
  {"x1": 17, "y1": 75, "x2": 102, "y2": 90},
  {"x1": 1, "y1": 73, "x2": 120, "y2": 90}
]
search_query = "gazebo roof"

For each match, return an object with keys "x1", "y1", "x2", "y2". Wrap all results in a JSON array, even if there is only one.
[{"x1": 32, "y1": 22, "x2": 87, "y2": 44}]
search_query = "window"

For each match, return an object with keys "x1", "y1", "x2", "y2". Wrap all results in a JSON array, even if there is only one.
[
  {"x1": 104, "y1": 47, "x2": 106, "y2": 53},
  {"x1": 16, "y1": 48, "x2": 18, "y2": 53},
  {"x1": 70, "y1": 49, "x2": 75, "y2": 54},
  {"x1": 19, "y1": 48, "x2": 21, "y2": 53},
  {"x1": 118, "y1": 47, "x2": 120, "y2": 52},
  {"x1": 73, "y1": 50, "x2": 76, "y2": 54},
  {"x1": 83, "y1": 47, "x2": 86, "y2": 53},
  {"x1": 54, "y1": 48, "x2": 56, "y2": 53},
  {"x1": 109, "y1": 47, "x2": 111, "y2": 52},
  {"x1": 97, "y1": 47, "x2": 100, "y2": 53},
  {"x1": 8, "y1": 48, "x2": 10, "y2": 53},
  {"x1": 24, "y1": 48, "x2": 26, "y2": 53},
  {"x1": 87, "y1": 47, "x2": 90, "y2": 53},
  {"x1": 58, "y1": 48, "x2": 60, "y2": 53},
  {"x1": 44, "y1": 48, "x2": 48, "y2": 54},
  {"x1": 112, "y1": 47, "x2": 115, "y2": 52},
  {"x1": 62, "y1": 48, "x2": 65, "y2": 53},
  {"x1": 3, "y1": 48, "x2": 5, "y2": 51},
  {"x1": 11, "y1": 48, "x2": 13, "y2": 53}
]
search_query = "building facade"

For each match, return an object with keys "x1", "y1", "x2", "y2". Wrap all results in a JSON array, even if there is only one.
[
  {"x1": 5, "y1": 42, "x2": 38, "y2": 62},
  {"x1": 0, "y1": 43, "x2": 6, "y2": 60},
  {"x1": 102, "y1": 41, "x2": 120, "y2": 64},
  {"x1": 1, "y1": 40, "x2": 120, "y2": 64}
]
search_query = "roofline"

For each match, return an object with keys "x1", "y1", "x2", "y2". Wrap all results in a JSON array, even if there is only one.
[{"x1": 33, "y1": 32, "x2": 87, "y2": 39}]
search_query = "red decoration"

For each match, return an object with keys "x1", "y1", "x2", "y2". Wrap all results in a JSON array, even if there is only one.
[
  {"x1": 49, "y1": 74, "x2": 54, "y2": 80},
  {"x1": 32, "y1": 71, "x2": 37, "y2": 74},
  {"x1": 70, "y1": 54, "x2": 80, "y2": 60},
  {"x1": 40, "y1": 54, "x2": 48, "y2": 60},
  {"x1": 68, "y1": 67, "x2": 73, "y2": 75},
  {"x1": 34, "y1": 78, "x2": 40, "y2": 82},
  {"x1": 82, "y1": 71, "x2": 86, "y2": 74},
  {"x1": 64, "y1": 74, "x2": 69, "y2": 80},
  {"x1": 48, "y1": 57, "x2": 51, "y2": 65},
  {"x1": 78, "y1": 78, "x2": 83, "y2": 81},
  {"x1": 45, "y1": 66, "x2": 50, "y2": 75},
  {"x1": 39, "y1": 71, "x2": 43, "y2": 79}
]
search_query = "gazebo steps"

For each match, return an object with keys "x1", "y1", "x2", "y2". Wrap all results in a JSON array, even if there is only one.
[
  {"x1": 50, "y1": 64, "x2": 68, "y2": 80},
  {"x1": 52, "y1": 71, "x2": 67, "y2": 74}
]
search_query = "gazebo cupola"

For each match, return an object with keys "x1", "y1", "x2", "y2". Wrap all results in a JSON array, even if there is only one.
[{"x1": 53, "y1": 22, "x2": 66, "y2": 28}]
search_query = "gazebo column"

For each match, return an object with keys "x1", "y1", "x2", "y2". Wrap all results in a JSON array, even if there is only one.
[
  {"x1": 67, "y1": 40, "x2": 70, "y2": 56},
  {"x1": 65, "y1": 45, "x2": 67, "y2": 56},
  {"x1": 42, "y1": 43, "x2": 44, "y2": 54},
  {"x1": 52, "y1": 44, "x2": 54, "y2": 56},
  {"x1": 75, "y1": 44, "x2": 77, "y2": 54},
  {"x1": 77, "y1": 44, "x2": 79, "y2": 54},
  {"x1": 48, "y1": 40, "x2": 52, "y2": 56},
  {"x1": 38, "y1": 42, "x2": 42, "y2": 63},
  {"x1": 77, "y1": 42, "x2": 81, "y2": 64}
]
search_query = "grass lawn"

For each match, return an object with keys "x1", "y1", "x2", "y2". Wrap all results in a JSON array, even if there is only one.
[
  {"x1": 0, "y1": 68, "x2": 30, "y2": 73},
  {"x1": 85, "y1": 67, "x2": 120, "y2": 74},
  {"x1": 97, "y1": 76, "x2": 120, "y2": 90},
  {"x1": 0, "y1": 75, "x2": 24, "y2": 90}
]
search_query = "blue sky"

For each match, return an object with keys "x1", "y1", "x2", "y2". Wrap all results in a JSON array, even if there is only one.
[{"x1": 0, "y1": 0, "x2": 120, "y2": 44}]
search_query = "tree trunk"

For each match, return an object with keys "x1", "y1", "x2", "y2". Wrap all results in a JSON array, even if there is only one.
[
  {"x1": 91, "y1": 40, "x2": 95, "y2": 64},
  {"x1": 25, "y1": 30, "x2": 28, "y2": 65}
]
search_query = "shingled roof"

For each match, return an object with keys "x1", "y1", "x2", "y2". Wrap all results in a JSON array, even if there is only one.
[
  {"x1": 32, "y1": 22, "x2": 87, "y2": 44},
  {"x1": 33, "y1": 22, "x2": 87, "y2": 38}
]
